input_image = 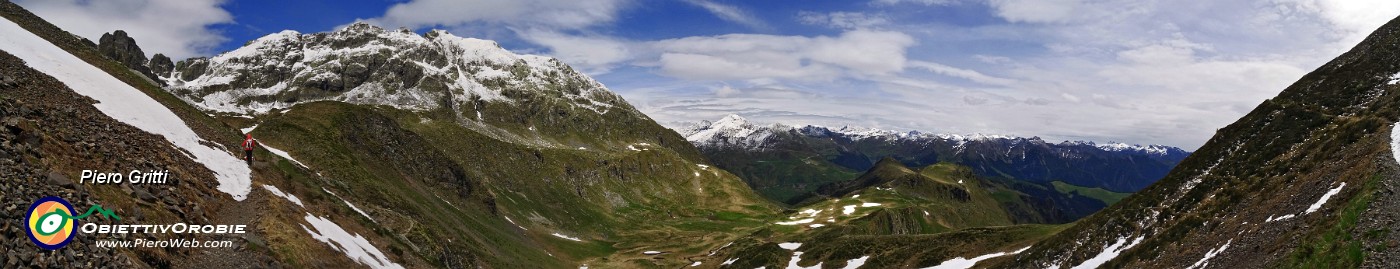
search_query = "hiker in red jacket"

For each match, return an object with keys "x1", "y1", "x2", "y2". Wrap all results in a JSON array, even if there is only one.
[{"x1": 243, "y1": 134, "x2": 257, "y2": 165}]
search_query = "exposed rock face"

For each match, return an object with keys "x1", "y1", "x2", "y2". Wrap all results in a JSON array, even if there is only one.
[
  {"x1": 98, "y1": 30, "x2": 146, "y2": 67},
  {"x1": 149, "y1": 53, "x2": 173, "y2": 77},
  {"x1": 97, "y1": 30, "x2": 162, "y2": 85}
]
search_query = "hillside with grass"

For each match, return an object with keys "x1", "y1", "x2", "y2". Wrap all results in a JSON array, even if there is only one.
[{"x1": 686, "y1": 158, "x2": 1073, "y2": 268}]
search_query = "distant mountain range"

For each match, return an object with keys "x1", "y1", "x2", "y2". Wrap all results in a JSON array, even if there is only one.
[{"x1": 676, "y1": 114, "x2": 1191, "y2": 204}]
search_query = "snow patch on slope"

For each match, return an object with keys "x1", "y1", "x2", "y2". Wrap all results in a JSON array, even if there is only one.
[
  {"x1": 1393, "y1": 121, "x2": 1400, "y2": 165},
  {"x1": 1305, "y1": 182, "x2": 1346, "y2": 214},
  {"x1": 776, "y1": 218, "x2": 816, "y2": 225},
  {"x1": 323, "y1": 188, "x2": 375, "y2": 222},
  {"x1": 844, "y1": 256, "x2": 870, "y2": 269},
  {"x1": 1186, "y1": 239, "x2": 1231, "y2": 269},
  {"x1": 262, "y1": 185, "x2": 304, "y2": 207},
  {"x1": 261, "y1": 141, "x2": 310, "y2": 169},
  {"x1": 1071, "y1": 236, "x2": 1143, "y2": 269},
  {"x1": 301, "y1": 214, "x2": 404, "y2": 269},
  {"x1": 0, "y1": 18, "x2": 253, "y2": 200},
  {"x1": 924, "y1": 246, "x2": 1030, "y2": 269},
  {"x1": 552, "y1": 232, "x2": 584, "y2": 242}
]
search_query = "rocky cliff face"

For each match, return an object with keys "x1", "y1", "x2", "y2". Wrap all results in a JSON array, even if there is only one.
[{"x1": 96, "y1": 30, "x2": 162, "y2": 85}]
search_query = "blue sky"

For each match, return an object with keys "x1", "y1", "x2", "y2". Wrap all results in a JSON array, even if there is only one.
[{"x1": 15, "y1": 0, "x2": 1400, "y2": 149}]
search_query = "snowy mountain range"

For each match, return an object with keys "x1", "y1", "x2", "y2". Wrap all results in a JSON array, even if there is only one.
[
  {"x1": 678, "y1": 114, "x2": 1188, "y2": 157},
  {"x1": 676, "y1": 114, "x2": 1191, "y2": 205}
]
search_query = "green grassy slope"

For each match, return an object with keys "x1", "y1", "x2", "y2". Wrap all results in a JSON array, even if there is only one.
[
  {"x1": 688, "y1": 160, "x2": 1069, "y2": 268},
  {"x1": 1051, "y1": 181, "x2": 1132, "y2": 205},
  {"x1": 252, "y1": 101, "x2": 781, "y2": 268}
]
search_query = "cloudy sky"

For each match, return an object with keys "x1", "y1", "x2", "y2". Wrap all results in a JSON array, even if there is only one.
[{"x1": 16, "y1": 0, "x2": 1400, "y2": 149}]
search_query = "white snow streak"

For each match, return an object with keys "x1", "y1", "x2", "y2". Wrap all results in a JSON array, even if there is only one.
[
  {"x1": 300, "y1": 214, "x2": 404, "y2": 269},
  {"x1": 924, "y1": 246, "x2": 1031, "y2": 269},
  {"x1": 776, "y1": 218, "x2": 816, "y2": 225},
  {"x1": 261, "y1": 142, "x2": 311, "y2": 169},
  {"x1": 262, "y1": 184, "x2": 304, "y2": 207},
  {"x1": 722, "y1": 258, "x2": 738, "y2": 265},
  {"x1": 1266, "y1": 214, "x2": 1296, "y2": 222},
  {"x1": 1305, "y1": 183, "x2": 1346, "y2": 214},
  {"x1": 1186, "y1": 240, "x2": 1231, "y2": 269},
  {"x1": 844, "y1": 256, "x2": 870, "y2": 269},
  {"x1": 1071, "y1": 237, "x2": 1143, "y2": 269},
  {"x1": 786, "y1": 251, "x2": 822, "y2": 269},
  {"x1": 552, "y1": 233, "x2": 584, "y2": 242},
  {"x1": 323, "y1": 188, "x2": 375, "y2": 222},
  {"x1": 1392, "y1": 122, "x2": 1400, "y2": 164}
]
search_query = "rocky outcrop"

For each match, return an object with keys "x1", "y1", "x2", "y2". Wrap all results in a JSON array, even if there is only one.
[
  {"x1": 97, "y1": 30, "x2": 163, "y2": 85},
  {"x1": 149, "y1": 53, "x2": 173, "y2": 77}
]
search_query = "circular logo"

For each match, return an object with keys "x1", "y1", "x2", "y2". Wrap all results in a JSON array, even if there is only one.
[{"x1": 25, "y1": 196, "x2": 77, "y2": 250}]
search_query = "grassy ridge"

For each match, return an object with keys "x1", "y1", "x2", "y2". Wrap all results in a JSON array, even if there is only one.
[{"x1": 1051, "y1": 181, "x2": 1132, "y2": 205}]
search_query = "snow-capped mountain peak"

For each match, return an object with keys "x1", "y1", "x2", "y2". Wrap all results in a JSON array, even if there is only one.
[
  {"x1": 682, "y1": 114, "x2": 771, "y2": 146},
  {"x1": 160, "y1": 22, "x2": 625, "y2": 117}
]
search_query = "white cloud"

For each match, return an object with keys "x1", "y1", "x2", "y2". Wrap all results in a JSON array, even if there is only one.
[
  {"x1": 367, "y1": 0, "x2": 629, "y2": 30},
  {"x1": 515, "y1": 29, "x2": 631, "y2": 73},
  {"x1": 908, "y1": 60, "x2": 1016, "y2": 86},
  {"x1": 987, "y1": 0, "x2": 1084, "y2": 23},
  {"x1": 1281, "y1": 0, "x2": 1400, "y2": 52},
  {"x1": 872, "y1": 0, "x2": 964, "y2": 5},
  {"x1": 798, "y1": 11, "x2": 890, "y2": 29},
  {"x1": 362, "y1": 0, "x2": 634, "y2": 72},
  {"x1": 715, "y1": 85, "x2": 742, "y2": 97},
  {"x1": 682, "y1": 0, "x2": 768, "y2": 29},
  {"x1": 649, "y1": 30, "x2": 916, "y2": 81},
  {"x1": 14, "y1": 0, "x2": 233, "y2": 59}
]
